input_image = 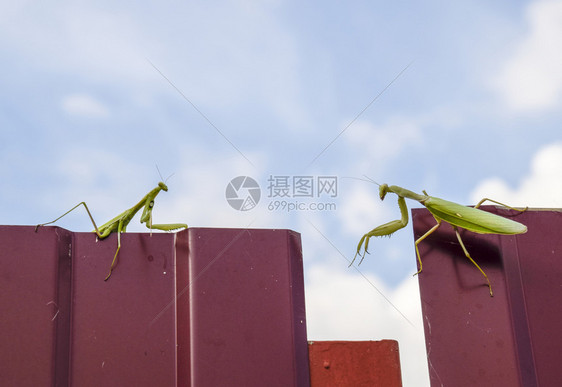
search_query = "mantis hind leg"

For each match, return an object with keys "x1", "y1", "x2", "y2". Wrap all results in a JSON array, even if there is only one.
[
  {"x1": 35, "y1": 201, "x2": 104, "y2": 238},
  {"x1": 453, "y1": 226, "x2": 493, "y2": 297},
  {"x1": 474, "y1": 198, "x2": 527, "y2": 212}
]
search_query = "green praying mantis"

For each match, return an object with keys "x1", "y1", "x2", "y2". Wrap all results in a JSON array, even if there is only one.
[
  {"x1": 351, "y1": 181, "x2": 528, "y2": 296},
  {"x1": 35, "y1": 181, "x2": 188, "y2": 280}
]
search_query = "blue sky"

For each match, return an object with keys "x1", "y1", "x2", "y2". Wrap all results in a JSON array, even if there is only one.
[{"x1": 2, "y1": 1, "x2": 562, "y2": 385}]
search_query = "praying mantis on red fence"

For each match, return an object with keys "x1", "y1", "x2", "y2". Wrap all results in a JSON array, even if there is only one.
[
  {"x1": 36, "y1": 180, "x2": 187, "y2": 280},
  {"x1": 352, "y1": 179, "x2": 527, "y2": 296}
]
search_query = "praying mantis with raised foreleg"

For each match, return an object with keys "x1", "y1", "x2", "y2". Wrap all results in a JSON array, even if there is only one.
[
  {"x1": 35, "y1": 180, "x2": 188, "y2": 280},
  {"x1": 351, "y1": 179, "x2": 528, "y2": 296}
]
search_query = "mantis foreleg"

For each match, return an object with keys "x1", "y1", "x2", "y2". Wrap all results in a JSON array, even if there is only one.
[
  {"x1": 149, "y1": 223, "x2": 189, "y2": 231},
  {"x1": 351, "y1": 196, "x2": 409, "y2": 266}
]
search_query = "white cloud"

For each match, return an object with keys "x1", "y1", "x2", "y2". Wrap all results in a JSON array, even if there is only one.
[
  {"x1": 61, "y1": 93, "x2": 110, "y2": 118},
  {"x1": 0, "y1": 3, "x2": 152, "y2": 81},
  {"x1": 337, "y1": 182, "x2": 393, "y2": 237},
  {"x1": 148, "y1": 3, "x2": 309, "y2": 130},
  {"x1": 37, "y1": 149, "x2": 152, "y2": 225},
  {"x1": 0, "y1": 2, "x2": 309, "y2": 129},
  {"x1": 54, "y1": 148, "x2": 142, "y2": 189},
  {"x1": 345, "y1": 118, "x2": 422, "y2": 164},
  {"x1": 470, "y1": 142, "x2": 562, "y2": 207},
  {"x1": 153, "y1": 149, "x2": 277, "y2": 230},
  {"x1": 305, "y1": 263, "x2": 430, "y2": 387},
  {"x1": 493, "y1": 0, "x2": 562, "y2": 112}
]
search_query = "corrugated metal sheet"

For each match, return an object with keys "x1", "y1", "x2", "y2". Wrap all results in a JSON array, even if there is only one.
[
  {"x1": 0, "y1": 226, "x2": 309, "y2": 386},
  {"x1": 413, "y1": 207, "x2": 562, "y2": 387}
]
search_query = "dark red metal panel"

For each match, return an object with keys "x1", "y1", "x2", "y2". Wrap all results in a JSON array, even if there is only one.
[
  {"x1": 413, "y1": 207, "x2": 562, "y2": 387},
  {"x1": 308, "y1": 340, "x2": 402, "y2": 387},
  {"x1": 176, "y1": 230, "x2": 191, "y2": 386},
  {"x1": 185, "y1": 228, "x2": 309, "y2": 387},
  {"x1": 0, "y1": 225, "x2": 72, "y2": 386},
  {"x1": 0, "y1": 226, "x2": 309, "y2": 386},
  {"x1": 69, "y1": 231, "x2": 179, "y2": 386}
]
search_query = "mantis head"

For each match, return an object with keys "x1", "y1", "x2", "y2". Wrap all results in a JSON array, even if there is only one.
[
  {"x1": 379, "y1": 183, "x2": 390, "y2": 201},
  {"x1": 158, "y1": 182, "x2": 169, "y2": 192}
]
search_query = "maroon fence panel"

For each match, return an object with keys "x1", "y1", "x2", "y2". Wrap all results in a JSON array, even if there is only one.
[
  {"x1": 0, "y1": 226, "x2": 72, "y2": 386},
  {"x1": 0, "y1": 226, "x2": 309, "y2": 387},
  {"x1": 186, "y1": 228, "x2": 309, "y2": 386},
  {"x1": 413, "y1": 207, "x2": 562, "y2": 387},
  {"x1": 69, "y1": 231, "x2": 180, "y2": 386}
]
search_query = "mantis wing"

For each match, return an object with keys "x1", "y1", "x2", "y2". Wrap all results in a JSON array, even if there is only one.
[{"x1": 424, "y1": 197, "x2": 527, "y2": 235}]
